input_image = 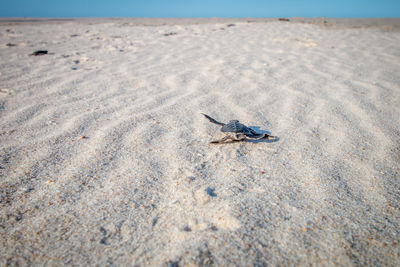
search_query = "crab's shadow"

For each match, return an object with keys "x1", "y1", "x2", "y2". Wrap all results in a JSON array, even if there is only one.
[{"x1": 246, "y1": 126, "x2": 279, "y2": 144}]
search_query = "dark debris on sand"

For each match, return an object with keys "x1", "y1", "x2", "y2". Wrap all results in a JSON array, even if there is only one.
[
  {"x1": 163, "y1": 32, "x2": 177, "y2": 36},
  {"x1": 30, "y1": 50, "x2": 48, "y2": 56}
]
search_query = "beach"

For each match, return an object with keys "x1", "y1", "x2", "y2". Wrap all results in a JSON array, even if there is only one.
[{"x1": 1, "y1": 18, "x2": 399, "y2": 266}]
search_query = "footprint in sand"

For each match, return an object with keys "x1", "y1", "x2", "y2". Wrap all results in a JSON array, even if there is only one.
[
  {"x1": 0, "y1": 88, "x2": 10, "y2": 97},
  {"x1": 73, "y1": 56, "x2": 92, "y2": 64},
  {"x1": 190, "y1": 187, "x2": 241, "y2": 231}
]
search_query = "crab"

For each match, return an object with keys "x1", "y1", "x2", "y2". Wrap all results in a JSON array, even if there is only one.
[{"x1": 202, "y1": 113, "x2": 275, "y2": 144}]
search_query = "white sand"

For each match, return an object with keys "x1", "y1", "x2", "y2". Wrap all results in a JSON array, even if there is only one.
[{"x1": 1, "y1": 18, "x2": 399, "y2": 266}]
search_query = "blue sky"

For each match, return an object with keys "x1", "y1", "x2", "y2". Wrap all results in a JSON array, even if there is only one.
[{"x1": 1, "y1": 0, "x2": 399, "y2": 18}]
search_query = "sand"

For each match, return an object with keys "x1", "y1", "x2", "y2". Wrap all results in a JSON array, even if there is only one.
[{"x1": 0, "y1": 18, "x2": 399, "y2": 266}]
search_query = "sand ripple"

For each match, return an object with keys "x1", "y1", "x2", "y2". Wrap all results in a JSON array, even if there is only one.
[{"x1": 1, "y1": 19, "x2": 399, "y2": 266}]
